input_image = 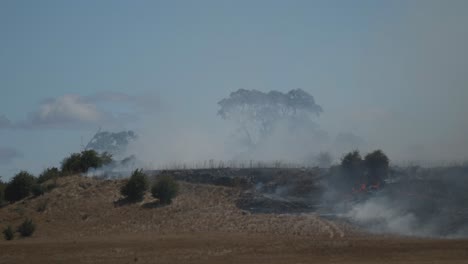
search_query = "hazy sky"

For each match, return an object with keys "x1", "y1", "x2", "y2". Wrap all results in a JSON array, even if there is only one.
[{"x1": 1, "y1": 0, "x2": 467, "y2": 178}]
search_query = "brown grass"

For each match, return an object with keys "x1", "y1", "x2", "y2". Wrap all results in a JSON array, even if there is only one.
[{"x1": 0, "y1": 175, "x2": 467, "y2": 263}]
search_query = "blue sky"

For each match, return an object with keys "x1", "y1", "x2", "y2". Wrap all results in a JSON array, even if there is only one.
[{"x1": 1, "y1": 1, "x2": 467, "y2": 178}]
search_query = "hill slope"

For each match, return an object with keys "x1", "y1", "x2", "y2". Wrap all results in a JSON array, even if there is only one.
[
  {"x1": 1, "y1": 175, "x2": 468, "y2": 264},
  {"x1": 0, "y1": 175, "x2": 353, "y2": 239}
]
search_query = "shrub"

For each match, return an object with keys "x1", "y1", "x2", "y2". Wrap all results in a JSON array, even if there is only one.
[
  {"x1": 61, "y1": 153, "x2": 82, "y2": 174},
  {"x1": 37, "y1": 167, "x2": 61, "y2": 184},
  {"x1": 61, "y1": 150, "x2": 113, "y2": 175},
  {"x1": 364, "y1": 150, "x2": 389, "y2": 173},
  {"x1": 4, "y1": 171, "x2": 36, "y2": 202},
  {"x1": 45, "y1": 183, "x2": 57, "y2": 192},
  {"x1": 120, "y1": 169, "x2": 149, "y2": 202},
  {"x1": 364, "y1": 150, "x2": 389, "y2": 185},
  {"x1": 80, "y1": 150, "x2": 111, "y2": 171},
  {"x1": 0, "y1": 180, "x2": 6, "y2": 205},
  {"x1": 3, "y1": 225, "x2": 14, "y2": 240},
  {"x1": 31, "y1": 184, "x2": 45, "y2": 197},
  {"x1": 151, "y1": 176, "x2": 179, "y2": 205},
  {"x1": 17, "y1": 218, "x2": 35, "y2": 237},
  {"x1": 341, "y1": 150, "x2": 363, "y2": 172},
  {"x1": 32, "y1": 181, "x2": 57, "y2": 197}
]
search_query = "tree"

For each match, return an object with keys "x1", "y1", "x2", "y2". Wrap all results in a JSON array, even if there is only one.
[
  {"x1": 0, "y1": 179, "x2": 5, "y2": 205},
  {"x1": 340, "y1": 150, "x2": 364, "y2": 185},
  {"x1": 61, "y1": 150, "x2": 113, "y2": 175},
  {"x1": 80, "y1": 149, "x2": 111, "y2": 170},
  {"x1": 120, "y1": 169, "x2": 149, "y2": 202},
  {"x1": 31, "y1": 184, "x2": 45, "y2": 197},
  {"x1": 341, "y1": 150, "x2": 363, "y2": 172},
  {"x1": 85, "y1": 130, "x2": 137, "y2": 157},
  {"x1": 61, "y1": 153, "x2": 81, "y2": 174},
  {"x1": 37, "y1": 167, "x2": 60, "y2": 184},
  {"x1": 218, "y1": 89, "x2": 322, "y2": 147},
  {"x1": 4, "y1": 171, "x2": 36, "y2": 202},
  {"x1": 364, "y1": 150, "x2": 389, "y2": 185},
  {"x1": 151, "y1": 176, "x2": 179, "y2": 205}
]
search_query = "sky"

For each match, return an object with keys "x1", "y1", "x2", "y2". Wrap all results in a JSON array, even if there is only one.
[{"x1": 1, "y1": 0, "x2": 468, "y2": 179}]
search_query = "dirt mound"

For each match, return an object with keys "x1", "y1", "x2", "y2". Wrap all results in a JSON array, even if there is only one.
[{"x1": 0, "y1": 175, "x2": 356, "y2": 240}]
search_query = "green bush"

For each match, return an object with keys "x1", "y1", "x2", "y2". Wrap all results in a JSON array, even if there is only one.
[
  {"x1": 37, "y1": 167, "x2": 61, "y2": 184},
  {"x1": 341, "y1": 150, "x2": 363, "y2": 172},
  {"x1": 17, "y1": 218, "x2": 35, "y2": 237},
  {"x1": 61, "y1": 153, "x2": 81, "y2": 174},
  {"x1": 3, "y1": 225, "x2": 14, "y2": 240},
  {"x1": 61, "y1": 150, "x2": 113, "y2": 175},
  {"x1": 120, "y1": 169, "x2": 149, "y2": 202},
  {"x1": 151, "y1": 176, "x2": 179, "y2": 205},
  {"x1": 80, "y1": 150, "x2": 111, "y2": 170},
  {"x1": 364, "y1": 150, "x2": 389, "y2": 185},
  {"x1": 0, "y1": 180, "x2": 6, "y2": 205},
  {"x1": 31, "y1": 184, "x2": 45, "y2": 197},
  {"x1": 4, "y1": 171, "x2": 37, "y2": 202},
  {"x1": 364, "y1": 150, "x2": 389, "y2": 174},
  {"x1": 32, "y1": 182, "x2": 57, "y2": 197}
]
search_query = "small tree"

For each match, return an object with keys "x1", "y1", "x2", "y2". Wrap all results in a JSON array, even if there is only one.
[
  {"x1": 4, "y1": 171, "x2": 36, "y2": 202},
  {"x1": 151, "y1": 176, "x2": 179, "y2": 205},
  {"x1": 120, "y1": 169, "x2": 148, "y2": 202},
  {"x1": 17, "y1": 218, "x2": 35, "y2": 237},
  {"x1": 340, "y1": 150, "x2": 364, "y2": 186},
  {"x1": 3, "y1": 225, "x2": 14, "y2": 240},
  {"x1": 31, "y1": 184, "x2": 45, "y2": 197},
  {"x1": 61, "y1": 150, "x2": 113, "y2": 175},
  {"x1": 61, "y1": 153, "x2": 82, "y2": 174},
  {"x1": 341, "y1": 150, "x2": 363, "y2": 171},
  {"x1": 364, "y1": 150, "x2": 389, "y2": 185},
  {"x1": 85, "y1": 130, "x2": 137, "y2": 157},
  {"x1": 80, "y1": 150, "x2": 111, "y2": 171},
  {"x1": 0, "y1": 179, "x2": 6, "y2": 205},
  {"x1": 37, "y1": 167, "x2": 61, "y2": 184}
]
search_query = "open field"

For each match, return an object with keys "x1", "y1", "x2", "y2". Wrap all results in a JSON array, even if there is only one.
[
  {"x1": 2, "y1": 233, "x2": 468, "y2": 264},
  {"x1": 1, "y1": 174, "x2": 468, "y2": 263}
]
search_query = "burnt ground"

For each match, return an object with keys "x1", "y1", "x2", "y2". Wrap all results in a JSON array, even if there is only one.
[
  {"x1": 156, "y1": 167, "x2": 468, "y2": 235},
  {"x1": 153, "y1": 168, "x2": 325, "y2": 214}
]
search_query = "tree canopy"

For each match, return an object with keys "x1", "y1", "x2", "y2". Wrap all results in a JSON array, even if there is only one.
[
  {"x1": 340, "y1": 150, "x2": 390, "y2": 187},
  {"x1": 4, "y1": 171, "x2": 36, "y2": 202},
  {"x1": 217, "y1": 89, "x2": 322, "y2": 146},
  {"x1": 85, "y1": 130, "x2": 137, "y2": 157},
  {"x1": 61, "y1": 150, "x2": 112, "y2": 174},
  {"x1": 120, "y1": 169, "x2": 149, "y2": 202}
]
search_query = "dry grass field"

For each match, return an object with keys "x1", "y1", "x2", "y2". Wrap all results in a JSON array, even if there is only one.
[{"x1": 1, "y1": 175, "x2": 467, "y2": 263}]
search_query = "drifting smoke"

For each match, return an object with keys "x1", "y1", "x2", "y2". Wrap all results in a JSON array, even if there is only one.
[
  {"x1": 323, "y1": 164, "x2": 468, "y2": 238},
  {"x1": 217, "y1": 89, "x2": 327, "y2": 164},
  {"x1": 345, "y1": 196, "x2": 420, "y2": 235},
  {"x1": 119, "y1": 88, "x2": 348, "y2": 169},
  {"x1": 86, "y1": 155, "x2": 143, "y2": 179},
  {"x1": 78, "y1": 88, "x2": 468, "y2": 239}
]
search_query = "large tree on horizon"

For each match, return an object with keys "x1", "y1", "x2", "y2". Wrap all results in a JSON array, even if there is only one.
[{"x1": 217, "y1": 89, "x2": 323, "y2": 147}]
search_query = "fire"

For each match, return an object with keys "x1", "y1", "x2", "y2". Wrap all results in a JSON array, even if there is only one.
[{"x1": 351, "y1": 182, "x2": 380, "y2": 194}]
